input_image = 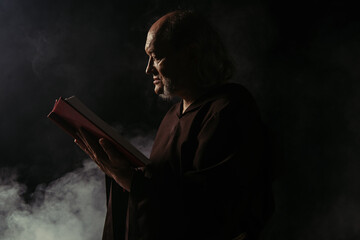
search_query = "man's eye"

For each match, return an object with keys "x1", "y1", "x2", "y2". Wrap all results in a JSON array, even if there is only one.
[{"x1": 152, "y1": 55, "x2": 163, "y2": 62}]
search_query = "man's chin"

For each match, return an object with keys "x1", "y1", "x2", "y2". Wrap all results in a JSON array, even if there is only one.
[
  {"x1": 155, "y1": 87, "x2": 173, "y2": 100},
  {"x1": 154, "y1": 82, "x2": 174, "y2": 100},
  {"x1": 159, "y1": 93, "x2": 173, "y2": 100},
  {"x1": 154, "y1": 85, "x2": 163, "y2": 95}
]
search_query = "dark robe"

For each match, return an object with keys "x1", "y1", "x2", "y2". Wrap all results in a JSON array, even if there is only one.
[{"x1": 102, "y1": 83, "x2": 274, "y2": 240}]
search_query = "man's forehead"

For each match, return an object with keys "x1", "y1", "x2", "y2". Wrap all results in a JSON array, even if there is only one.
[
  {"x1": 145, "y1": 31, "x2": 156, "y2": 52},
  {"x1": 145, "y1": 30, "x2": 173, "y2": 55}
]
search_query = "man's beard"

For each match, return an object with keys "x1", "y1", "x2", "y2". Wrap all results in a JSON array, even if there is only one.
[{"x1": 159, "y1": 77, "x2": 176, "y2": 100}]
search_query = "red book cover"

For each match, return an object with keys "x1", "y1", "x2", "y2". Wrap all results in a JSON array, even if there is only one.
[{"x1": 47, "y1": 96, "x2": 149, "y2": 167}]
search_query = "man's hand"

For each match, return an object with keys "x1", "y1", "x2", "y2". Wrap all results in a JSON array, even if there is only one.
[{"x1": 75, "y1": 128, "x2": 133, "y2": 192}]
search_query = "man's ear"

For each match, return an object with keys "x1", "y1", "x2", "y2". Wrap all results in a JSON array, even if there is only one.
[{"x1": 184, "y1": 42, "x2": 199, "y2": 62}]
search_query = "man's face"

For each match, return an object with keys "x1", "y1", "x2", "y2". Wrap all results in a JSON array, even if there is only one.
[{"x1": 145, "y1": 29, "x2": 191, "y2": 98}]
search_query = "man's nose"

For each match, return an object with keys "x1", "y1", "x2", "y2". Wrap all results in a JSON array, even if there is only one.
[{"x1": 145, "y1": 57, "x2": 154, "y2": 75}]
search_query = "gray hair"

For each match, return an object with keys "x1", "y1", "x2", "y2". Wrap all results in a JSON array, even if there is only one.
[{"x1": 158, "y1": 10, "x2": 234, "y2": 88}]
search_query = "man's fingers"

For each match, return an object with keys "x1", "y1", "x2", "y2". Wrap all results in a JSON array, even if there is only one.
[
  {"x1": 79, "y1": 129, "x2": 103, "y2": 157},
  {"x1": 76, "y1": 129, "x2": 93, "y2": 154},
  {"x1": 77, "y1": 129, "x2": 131, "y2": 179},
  {"x1": 75, "y1": 132, "x2": 97, "y2": 158},
  {"x1": 78, "y1": 128, "x2": 98, "y2": 147},
  {"x1": 77, "y1": 128, "x2": 110, "y2": 167},
  {"x1": 74, "y1": 138, "x2": 93, "y2": 157},
  {"x1": 75, "y1": 137, "x2": 101, "y2": 167}
]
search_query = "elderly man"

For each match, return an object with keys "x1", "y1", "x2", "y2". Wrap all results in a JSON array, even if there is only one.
[{"x1": 77, "y1": 10, "x2": 273, "y2": 240}]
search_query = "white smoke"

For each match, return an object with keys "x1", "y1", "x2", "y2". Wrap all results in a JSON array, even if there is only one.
[
  {"x1": 129, "y1": 134, "x2": 154, "y2": 159},
  {"x1": 0, "y1": 160, "x2": 105, "y2": 240},
  {"x1": 0, "y1": 134, "x2": 154, "y2": 240}
]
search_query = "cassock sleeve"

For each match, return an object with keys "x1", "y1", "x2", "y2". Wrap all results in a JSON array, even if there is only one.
[{"x1": 127, "y1": 99, "x2": 273, "y2": 240}]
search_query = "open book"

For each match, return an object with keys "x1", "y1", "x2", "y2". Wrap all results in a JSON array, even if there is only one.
[{"x1": 47, "y1": 96, "x2": 149, "y2": 167}]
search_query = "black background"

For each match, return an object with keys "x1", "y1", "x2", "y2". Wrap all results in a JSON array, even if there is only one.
[{"x1": 0, "y1": 0, "x2": 359, "y2": 239}]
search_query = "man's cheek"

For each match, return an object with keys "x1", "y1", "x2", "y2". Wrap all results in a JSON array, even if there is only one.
[{"x1": 159, "y1": 64, "x2": 175, "y2": 78}]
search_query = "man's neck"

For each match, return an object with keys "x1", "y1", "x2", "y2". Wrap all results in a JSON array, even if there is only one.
[
  {"x1": 181, "y1": 88, "x2": 207, "y2": 113},
  {"x1": 182, "y1": 99, "x2": 192, "y2": 113}
]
